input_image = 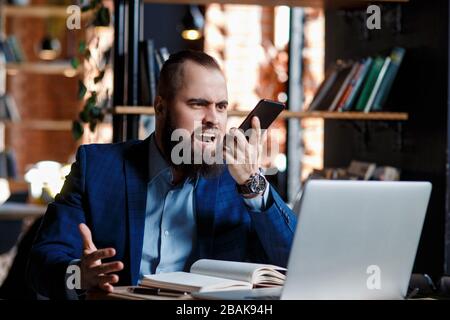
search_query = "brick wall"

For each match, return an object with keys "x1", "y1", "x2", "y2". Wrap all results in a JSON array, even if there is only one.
[{"x1": 5, "y1": 8, "x2": 82, "y2": 177}]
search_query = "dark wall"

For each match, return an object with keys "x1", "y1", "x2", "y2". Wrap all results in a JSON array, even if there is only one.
[
  {"x1": 143, "y1": 4, "x2": 203, "y2": 53},
  {"x1": 324, "y1": 0, "x2": 449, "y2": 279}
]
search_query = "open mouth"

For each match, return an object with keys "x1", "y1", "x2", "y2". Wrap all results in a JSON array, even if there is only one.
[{"x1": 194, "y1": 131, "x2": 217, "y2": 144}]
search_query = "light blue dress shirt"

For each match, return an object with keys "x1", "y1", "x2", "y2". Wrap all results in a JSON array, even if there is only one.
[{"x1": 138, "y1": 133, "x2": 270, "y2": 279}]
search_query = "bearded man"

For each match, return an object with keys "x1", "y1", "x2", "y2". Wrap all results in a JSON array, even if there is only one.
[{"x1": 28, "y1": 50, "x2": 297, "y2": 299}]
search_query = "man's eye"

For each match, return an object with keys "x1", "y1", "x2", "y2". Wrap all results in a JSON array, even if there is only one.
[{"x1": 217, "y1": 104, "x2": 227, "y2": 111}]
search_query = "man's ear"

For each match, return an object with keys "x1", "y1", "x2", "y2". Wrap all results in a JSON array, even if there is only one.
[{"x1": 154, "y1": 96, "x2": 164, "y2": 115}]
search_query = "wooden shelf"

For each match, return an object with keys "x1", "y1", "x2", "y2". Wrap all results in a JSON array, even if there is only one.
[
  {"x1": 143, "y1": 0, "x2": 408, "y2": 8},
  {"x1": 114, "y1": 106, "x2": 409, "y2": 121},
  {"x1": 2, "y1": 5, "x2": 92, "y2": 19},
  {"x1": 5, "y1": 62, "x2": 82, "y2": 76},
  {"x1": 6, "y1": 120, "x2": 72, "y2": 131}
]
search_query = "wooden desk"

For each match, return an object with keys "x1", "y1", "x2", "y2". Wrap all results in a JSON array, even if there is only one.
[{"x1": 0, "y1": 202, "x2": 47, "y2": 220}]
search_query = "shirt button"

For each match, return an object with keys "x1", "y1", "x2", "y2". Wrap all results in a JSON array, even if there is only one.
[{"x1": 164, "y1": 230, "x2": 169, "y2": 237}]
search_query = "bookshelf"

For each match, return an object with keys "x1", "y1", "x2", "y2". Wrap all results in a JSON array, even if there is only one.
[
  {"x1": 114, "y1": 106, "x2": 409, "y2": 121},
  {"x1": 5, "y1": 62, "x2": 82, "y2": 76},
  {"x1": 322, "y1": 0, "x2": 450, "y2": 279},
  {"x1": 2, "y1": 4, "x2": 92, "y2": 18},
  {"x1": 0, "y1": 2, "x2": 86, "y2": 183},
  {"x1": 5, "y1": 120, "x2": 72, "y2": 131}
]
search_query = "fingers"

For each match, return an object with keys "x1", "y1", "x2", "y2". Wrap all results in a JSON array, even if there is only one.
[
  {"x1": 84, "y1": 248, "x2": 116, "y2": 266},
  {"x1": 258, "y1": 129, "x2": 268, "y2": 165},
  {"x1": 91, "y1": 261, "x2": 124, "y2": 275},
  {"x1": 249, "y1": 116, "x2": 261, "y2": 146},
  {"x1": 225, "y1": 128, "x2": 248, "y2": 151},
  {"x1": 100, "y1": 283, "x2": 114, "y2": 293},
  {"x1": 224, "y1": 129, "x2": 246, "y2": 164},
  {"x1": 79, "y1": 223, "x2": 97, "y2": 252},
  {"x1": 97, "y1": 274, "x2": 119, "y2": 293},
  {"x1": 97, "y1": 274, "x2": 119, "y2": 286}
]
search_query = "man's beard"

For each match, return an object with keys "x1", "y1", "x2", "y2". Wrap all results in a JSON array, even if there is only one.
[{"x1": 161, "y1": 110, "x2": 225, "y2": 180}]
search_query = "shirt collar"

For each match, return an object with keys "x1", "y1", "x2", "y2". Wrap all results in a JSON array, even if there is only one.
[{"x1": 148, "y1": 132, "x2": 198, "y2": 188}]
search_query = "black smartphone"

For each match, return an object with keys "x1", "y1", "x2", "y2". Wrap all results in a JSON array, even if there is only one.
[{"x1": 238, "y1": 99, "x2": 285, "y2": 132}]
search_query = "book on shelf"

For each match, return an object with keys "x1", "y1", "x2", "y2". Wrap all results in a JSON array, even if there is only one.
[
  {"x1": 308, "y1": 47, "x2": 405, "y2": 113},
  {"x1": 335, "y1": 60, "x2": 362, "y2": 111},
  {"x1": 355, "y1": 56, "x2": 385, "y2": 111},
  {"x1": 308, "y1": 60, "x2": 353, "y2": 111},
  {"x1": 347, "y1": 160, "x2": 377, "y2": 180},
  {"x1": 363, "y1": 56, "x2": 392, "y2": 112},
  {"x1": 340, "y1": 57, "x2": 373, "y2": 111},
  {"x1": 306, "y1": 161, "x2": 400, "y2": 182},
  {"x1": 308, "y1": 64, "x2": 340, "y2": 111},
  {"x1": 329, "y1": 62, "x2": 360, "y2": 112},
  {"x1": 6, "y1": 36, "x2": 25, "y2": 63},
  {"x1": 0, "y1": 149, "x2": 17, "y2": 179},
  {"x1": 371, "y1": 166, "x2": 400, "y2": 181},
  {"x1": 0, "y1": 36, "x2": 26, "y2": 63},
  {"x1": 139, "y1": 39, "x2": 156, "y2": 106},
  {"x1": 371, "y1": 47, "x2": 406, "y2": 111},
  {"x1": 154, "y1": 47, "x2": 170, "y2": 80},
  {"x1": 139, "y1": 259, "x2": 286, "y2": 294},
  {"x1": 0, "y1": 40, "x2": 16, "y2": 63},
  {"x1": 0, "y1": 94, "x2": 20, "y2": 122}
]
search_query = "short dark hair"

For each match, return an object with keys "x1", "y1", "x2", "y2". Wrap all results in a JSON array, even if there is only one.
[{"x1": 156, "y1": 50, "x2": 222, "y2": 103}]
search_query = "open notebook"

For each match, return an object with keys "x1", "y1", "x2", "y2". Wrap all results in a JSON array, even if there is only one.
[{"x1": 140, "y1": 259, "x2": 286, "y2": 293}]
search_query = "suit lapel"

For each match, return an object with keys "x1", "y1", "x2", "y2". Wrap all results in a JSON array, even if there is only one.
[{"x1": 124, "y1": 138, "x2": 150, "y2": 285}]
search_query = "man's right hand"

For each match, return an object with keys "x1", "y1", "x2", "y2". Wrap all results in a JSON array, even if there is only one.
[{"x1": 78, "y1": 223, "x2": 124, "y2": 293}]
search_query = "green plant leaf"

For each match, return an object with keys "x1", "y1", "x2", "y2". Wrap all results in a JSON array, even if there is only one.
[
  {"x1": 81, "y1": 4, "x2": 91, "y2": 12},
  {"x1": 91, "y1": 0, "x2": 101, "y2": 8},
  {"x1": 90, "y1": 106, "x2": 102, "y2": 118},
  {"x1": 89, "y1": 120, "x2": 97, "y2": 132},
  {"x1": 81, "y1": 0, "x2": 100, "y2": 12},
  {"x1": 78, "y1": 80, "x2": 87, "y2": 100},
  {"x1": 84, "y1": 101, "x2": 95, "y2": 116},
  {"x1": 71, "y1": 57, "x2": 80, "y2": 69},
  {"x1": 94, "y1": 70, "x2": 105, "y2": 84},
  {"x1": 72, "y1": 121, "x2": 84, "y2": 140},
  {"x1": 78, "y1": 40, "x2": 86, "y2": 54},
  {"x1": 94, "y1": 6, "x2": 110, "y2": 27},
  {"x1": 79, "y1": 109, "x2": 90, "y2": 123},
  {"x1": 87, "y1": 91, "x2": 97, "y2": 105}
]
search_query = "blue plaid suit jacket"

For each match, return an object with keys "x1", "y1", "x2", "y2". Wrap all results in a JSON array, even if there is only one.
[{"x1": 29, "y1": 137, "x2": 297, "y2": 299}]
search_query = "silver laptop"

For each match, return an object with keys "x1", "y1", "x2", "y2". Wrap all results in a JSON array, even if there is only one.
[{"x1": 193, "y1": 180, "x2": 432, "y2": 300}]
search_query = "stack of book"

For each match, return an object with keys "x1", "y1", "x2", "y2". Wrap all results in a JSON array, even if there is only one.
[
  {"x1": 0, "y1": 94, "x2": 20, "y2": 122},
  {"x1": 307, "y1": 160, "x2": 400, "y2": 181},
  {"x1": 0, "y1": 36, "x2": 25, "y2": 63},
  {"x1": 308, "y1": 47, "x2": 405, "y2": 113}
]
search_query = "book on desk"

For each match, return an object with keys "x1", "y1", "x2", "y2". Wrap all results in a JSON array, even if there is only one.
[{"x1": 106, "y1": 259, "x2": 286, "y2": 299}]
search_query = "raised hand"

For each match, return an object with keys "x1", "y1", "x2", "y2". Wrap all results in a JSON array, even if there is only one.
[{"x1": 78, "y1": 223, "x2": 124, "y2": 292}]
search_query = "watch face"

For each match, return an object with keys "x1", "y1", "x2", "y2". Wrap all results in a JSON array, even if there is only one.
[{"x1": 249, "y1": 173, "x2": 266, "y2": 194}]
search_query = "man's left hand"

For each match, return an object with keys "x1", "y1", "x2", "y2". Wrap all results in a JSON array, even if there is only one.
[{"x1": 224, "y1": 116, "x2": 267, "y2": 185}]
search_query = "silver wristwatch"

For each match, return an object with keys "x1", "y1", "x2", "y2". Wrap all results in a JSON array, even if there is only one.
[{"x1": 237, "y1": 171, "x2": 267, "y2": 196}]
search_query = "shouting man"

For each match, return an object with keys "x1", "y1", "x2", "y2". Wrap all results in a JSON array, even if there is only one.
[{"x1": 28, "y1": 50, "x2": 297, "y2": 299}]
